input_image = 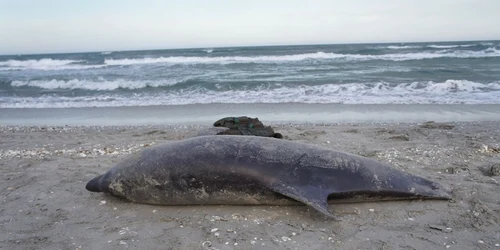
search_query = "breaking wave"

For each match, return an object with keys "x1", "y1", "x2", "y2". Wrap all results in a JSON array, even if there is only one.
[
  {"x1": 104, "y1": 49, "x2": 500, "y2": 66},
  {"x1": 427, "y1": 44, "x2": 478, "y2": 49},
  {"x1": 10, "y1": 78, "x2": 183, "y2": 91},
  {"x1": 386, "y1": 45, "x2": 422, "y2": 49},
  {"x1": 2, "y1": 47, "x2": 499, "y2": 71},
  {"x1": 0, "y1": 58, "x2": 103, "y2": 71},
  {"x1": 3, "y1": 80, "x2": 500, "y2": 108},
  {"x1": 386, "y1": 44, "x2": 480, "y2": 50}
]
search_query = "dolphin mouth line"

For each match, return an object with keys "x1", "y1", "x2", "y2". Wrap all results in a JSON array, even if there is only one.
[
  {"x1": 327, "y1": 190, "x2": 451, "y2": 203},
  {"x1": 326, "y1": 195, "x2": 450, "y2": 204}
]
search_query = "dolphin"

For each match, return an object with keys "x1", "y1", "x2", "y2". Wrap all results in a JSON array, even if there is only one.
[{"x1": 86, "y1": 135, "x2": 451, "y2": 218}]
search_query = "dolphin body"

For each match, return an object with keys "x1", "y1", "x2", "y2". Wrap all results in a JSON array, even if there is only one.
[{"x1": 86, "y1": 135, "x2": 450, "y2": 218}]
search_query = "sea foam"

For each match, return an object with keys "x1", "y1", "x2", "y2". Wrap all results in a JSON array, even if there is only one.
[
  {"x1": 104, "y1": 52, "x2": 338, "y2": 65},
  {"x1": 10, "y1": 78, "x2": 182, "y2": 91},
  {"x1": 103, "y1": 49, "x2": 500, "y2": 66},
  {"x1": 0, "y1": 58, "x2": 103, "y2": 71},
  {"x1": 427, "y1": 44, "x2": 477, "y2": 49},
  {"x1": 3, "y1": 80, "x2": 499, "y2": 108},
  {"x1": 3, "y1": 47, "x2": 498, "y2": 71},
  {"x1": 386, "y1": 45, "x2": 422, "y2": 49}
]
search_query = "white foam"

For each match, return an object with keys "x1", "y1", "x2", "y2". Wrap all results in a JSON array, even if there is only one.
[
  {"x1": 103, "y1": 49, "x2": 500, "y2": 66},
  {"x1": 3, "y1": 80, "x2": 500, "y2": 108},
  {"x1": 427, "y1": 44, "x2": 477, "y2": 49},
  {"x1": 0, "y1": 58, "x2": 104, "y2": 71},
  {"x1": 374, "y1": 48, "x2": 500, "y2": 61},
  {"x1": 104, "y1": 52, "x2": 340, "y2": 65},
  {"x1": 424, "y1": 79, "x2": 500, "y2": 92},
  {"x1": 481, "y1": 42, "x2": 495, "y2": 46},
  {"x1": 10, "y1": 78, "x2": 182, "y2": 91},
  {"x1": 5, "y1": 47, "x2": 496, "y2": 71},
  {"x1": 386, "y1": 45, "x2": 421, "y2": 49}
]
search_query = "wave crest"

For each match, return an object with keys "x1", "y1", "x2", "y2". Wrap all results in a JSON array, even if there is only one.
[
  {"x1": 0, "y1": 58, "x2": 103, "y2": 71},
  {"x1": 103, "y1": 49, "x2": 500, "y2": 66},
  {"x1": 3, "y1": 46, "x2": 499, "y2": 71},
  {"x1": 427, "y1": 44, "x2": 478, "y2": 49},
  {"x1": 104, "y1": 52, "x2": 339, "y2": 65},
  {"x1": 3, "y1": 80, "x2": 500, "y2": 108},
  {"x1": 386, "y1": 45, "x2": 421, "y2": 49},
  {"x1": 10, "y1": 78, "x2": 182, "y2": 91}
]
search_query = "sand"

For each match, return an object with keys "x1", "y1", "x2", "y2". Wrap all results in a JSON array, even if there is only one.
[
  {"x1": 1, "y1": 122, "x2": 499, "y2": 250},
  {"x1": 2, "y1": 104, "x2": 500, "y2": 126}
]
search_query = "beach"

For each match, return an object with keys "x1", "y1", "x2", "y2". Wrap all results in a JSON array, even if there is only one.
[{"x1": 1, "y1": 120, "x2": 499, "y2": 249}]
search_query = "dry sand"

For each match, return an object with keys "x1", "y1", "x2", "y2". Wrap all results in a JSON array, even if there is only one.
[{"x1": 1, "y1": 122, "x2": 499, "y2": 250}]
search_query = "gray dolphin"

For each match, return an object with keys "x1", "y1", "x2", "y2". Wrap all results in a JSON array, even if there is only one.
[{"x1": 86, "y1": 135, "x2": 450, "y2": 218}]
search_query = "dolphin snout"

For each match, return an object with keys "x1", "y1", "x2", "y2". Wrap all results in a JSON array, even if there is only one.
[{"x1": 421, "y1": 182, "x2": 451, "y2": 200}]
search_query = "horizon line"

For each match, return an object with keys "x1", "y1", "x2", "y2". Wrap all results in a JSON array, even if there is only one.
[{"x1": 1, "y1": 38, "x2": 498, "y2": 57}]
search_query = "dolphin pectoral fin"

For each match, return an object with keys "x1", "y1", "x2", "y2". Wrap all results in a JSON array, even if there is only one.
[{"x1": 270, "y1": 182, "x2": 339, "y2": 220}]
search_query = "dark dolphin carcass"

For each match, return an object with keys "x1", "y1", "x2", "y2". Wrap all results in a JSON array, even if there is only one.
[{"x1": 86, "y1": 135, "x2": 451, "y2": 218}]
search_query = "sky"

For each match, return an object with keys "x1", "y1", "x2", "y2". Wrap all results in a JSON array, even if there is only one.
[{"x1": 1, "y1": 0, "x2": 499, "y2": 54}]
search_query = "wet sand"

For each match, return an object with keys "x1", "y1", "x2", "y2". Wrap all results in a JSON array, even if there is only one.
[
  {"x1": 2, "y1": 104, "x2": 500, "y2": 126},
  {"x1": 1, "y1": 122, "x2": 499, "y2": 249}
]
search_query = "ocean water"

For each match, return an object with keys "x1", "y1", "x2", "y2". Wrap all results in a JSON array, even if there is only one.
[{"x1": 1, "y1": 41, "x2": 500, "y2": 108}]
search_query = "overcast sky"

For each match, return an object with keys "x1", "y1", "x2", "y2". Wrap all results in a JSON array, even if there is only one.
[{"x1": 1, "y1": 0, "x2": 499, "y2": 54}]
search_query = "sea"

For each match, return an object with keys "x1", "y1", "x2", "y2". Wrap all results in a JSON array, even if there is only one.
[{"x1": 1, "y1": 41, "x2": 500, "y2": 125}]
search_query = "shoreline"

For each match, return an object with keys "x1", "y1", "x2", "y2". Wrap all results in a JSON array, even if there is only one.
[{"x1": 2, "y1": 104, "x2": 500, "y2": 126}]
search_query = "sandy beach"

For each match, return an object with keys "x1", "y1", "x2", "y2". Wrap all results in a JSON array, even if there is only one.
[{"x1": 1, "y1": 121, "x2": 499, "y2": 249}]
